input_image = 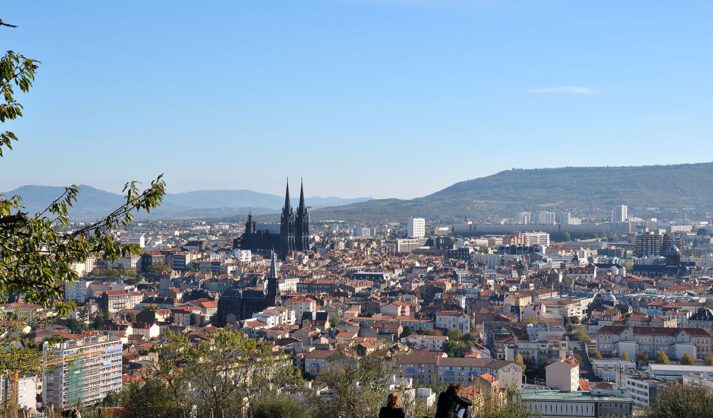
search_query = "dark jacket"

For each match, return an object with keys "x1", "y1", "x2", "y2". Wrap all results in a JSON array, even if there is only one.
[
  {"x1": 435, "y1": 391, "x2": 472, "y2": 418},
  {"x1": 378, "y1": 406, "x2": 406, "y2": 418}
]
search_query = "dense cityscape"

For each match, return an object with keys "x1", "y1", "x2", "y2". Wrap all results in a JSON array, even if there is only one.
[
  {"x1": 4, "y1": 1, "x2": 713, "y2": 417},
  {"x1": 3, "y1": 177, "x2": 713, "y2": 416}
]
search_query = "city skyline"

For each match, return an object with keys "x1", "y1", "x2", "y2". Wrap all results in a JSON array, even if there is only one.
[{"x1": 3, "y1": 0, "x2": 713, "y2": 198}]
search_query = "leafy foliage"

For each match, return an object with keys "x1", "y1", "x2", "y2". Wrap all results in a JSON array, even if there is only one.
[
  {"x1": 442, "y1": 331, "x2": 479, "y2": 357},
  {"x1": 249, "y1": 396, "x2": 311, "y2": 418},
  {"x1": 120, "y1": 329, "x2": 302, "y2": 418},
  {"x1": 514, "y1": 353, "x2": 526, "y2": 375},
  {"x1": 0, "y1": 45, "x2": 165, "y2": 314},
  {"x1": 0, "y1": 50, "x2": 37, "y2": 157},
  {"x1": 645, "y1": 384, "x2": 713, "y2": 418},
  {"x1": 705, "y1": 353, "x2": 713, "y2": 366},
  {"x1": 679, "y1": 352, "x2": 693, "y2": 365},
  {"x1": 656, "y1": 351, "x2": 670, "y2": 365},
  {"x1": 310, "y1": 351, "x2": 392, "y2": 418}
]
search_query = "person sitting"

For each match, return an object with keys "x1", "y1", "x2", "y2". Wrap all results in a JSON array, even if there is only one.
[
  {"x1": 435, "y1": 384, "x2": 473, "y2": 418},
  {"x1": 379, "y1": 392, "x2": 406, "y2": 418}
]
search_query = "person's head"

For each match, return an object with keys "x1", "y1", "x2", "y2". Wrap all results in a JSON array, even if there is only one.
[
  {"x1": 387, "y1": 392, "x2": 400, "y2": 408},
  {"x1": 445, "y1": 384, "x2": 461, "y2": 396}
]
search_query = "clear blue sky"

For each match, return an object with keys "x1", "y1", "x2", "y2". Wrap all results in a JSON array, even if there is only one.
[{"x1": 2, "y1": 0, "x2": 712, "y2": 199}]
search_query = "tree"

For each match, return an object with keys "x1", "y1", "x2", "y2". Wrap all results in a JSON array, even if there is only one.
[
  {"x1": 573, "y1": 326, "x2": 591, "y2": 344},
  {"x1": 591, "y1": 351, "x2": 603, "y2": 360},
  {"x1": 514, "y1": 353, "x2": 526, "y2": 375},
  {"x1": 620, "y1": 351, "x2": 630, "y2": 361},
  {"x1": 311, "y1": 351, "x2": 392, "y2": 418},
  {"x1": 188, "y1": 328, "x2": 301, "y2": 416},
  {"x1": 125, "y1": 312, "x2": 137, "y2": 323},
  {"x1": 680, "y1": 352, "x2": 693, "y2": 365},
  {"x1": 119, "y1": 380, "x2": 189, "y2": 418},
  {"x1": 705, "y1": 353, "x2": 713, "y2": 366},
  {"x1": 636, "y1": 352, "x2": 649, "y2": 366},
  {"x1": 66, "y1": 317, "x2": 86, "y2": 334},
  {"x1": 442, "y1": 339, "x2": 467, "y2": 357},
  {"x1": 91, "y1": 310, "x2": 110, "y2": 329},
  {"x1": 0, "y1": 36, "x2": 166, "y2": 313},
  {"x1": 249, "y1": 396, "x2": 311, "y2": 418},
  {"x1": 400, "y1": 325, "x2": 413, "y2": 339},
  {"x1": 101, "y1": 391, "x2": 121, "y2": 407},
  {"x1": 447, "y1": 328, "x2": 464, "y2": 341},
  {"x1": 645, "y1": 384, "x2": 713, "y2": 418},
  {"x1": 656, "y1": 351, "x2": 670, "y2": 365},
  {"x1": 121, "y1": 329, "x2": 302, "y2": 417},
  {"x1": 478, "y1": 390, "x2": 531, "y2": 418}
]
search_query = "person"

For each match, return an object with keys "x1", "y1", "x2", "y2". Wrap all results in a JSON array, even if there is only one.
[
  {"x1": 379, "y1": 392, "x2": 406, "y2": 418},
  {"x1": 435, "y1": 384, "x2": 472, "y2": 418}
]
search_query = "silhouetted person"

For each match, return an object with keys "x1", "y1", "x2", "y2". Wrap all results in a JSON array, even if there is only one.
[
  {"x1": 379, "y1": 392, "x2": 406, "y2": 418},
  {"x1": 435, "y1": 384, "x2": 472, "y2": 418}
]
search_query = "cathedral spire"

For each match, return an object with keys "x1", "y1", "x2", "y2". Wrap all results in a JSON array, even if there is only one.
[
  {"x1": 269, "y1": 250, "x2": 278, "y2": 278},
  {"x1": 298, "y1": 178, "x2": 306, "y2": 212},
  {"x1": 283, "y1": 178, "x2": 291, "y2": 212}
]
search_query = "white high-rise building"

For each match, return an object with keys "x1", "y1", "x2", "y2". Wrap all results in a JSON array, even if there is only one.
[
  {"x1": 516, "y1": 232, "x2": 550, "y2": 247},
  {"x1": 42, "y1": 335, "x2": 123, "y2": 409},
  {"x1": 407, "y1": 218, "x2": 426, "y2": 239},
  {"x1": 536, "y1": 211, "x2": 556, "y2": 225},
  {"x1": 516, "y1": 212, "x2": 532, "y2": 224},
  {"x1": 614, "y1": 205, "x2": 628, "y2": 223},
  {"x1": 557, "y1": 211, "x2": 573, "y2": 225}
]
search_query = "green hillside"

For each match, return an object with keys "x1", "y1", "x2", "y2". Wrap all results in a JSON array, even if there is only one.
[{"x1": 313, "y1": 163, "x2": 713, "y2": 222}]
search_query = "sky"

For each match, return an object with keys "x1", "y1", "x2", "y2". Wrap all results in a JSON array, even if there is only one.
[{"x1": 1, "y1": 0, "x2": 712, "y2": 199}]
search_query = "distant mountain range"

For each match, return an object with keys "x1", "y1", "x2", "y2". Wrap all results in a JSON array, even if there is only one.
[
  {"x1": 8, "y1": 162, "x2": 713, "y2": 222},
  {"x1": 2, "y1": 185, "x2": 371, "y2": 220},
  {"x1": 312, "y1": 162, "x2": 713, "y2": 222}
]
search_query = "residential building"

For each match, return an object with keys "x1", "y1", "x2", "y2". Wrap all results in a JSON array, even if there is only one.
[
  {"x1": 65, "y1": 280, "x2": 92, "y2": 303},
  {"x1": 519, "y1": 389, "x2": 633, "y2": 418},
  {"x1": 396, "y1": 352, "x2": 522, "y2": 389},
  {"x1": 99, "y1": 290, "x2": 144, "y2": 315},
  {"x1": 614, "y1": 205, "x2": 628, "y2": 223},
  {"x1": 435, "y1": 310, "x2": 471, "y2": 333},
  {"x1": 408, "y1": 218, "x2": 426, "y2": 239},
  {"x1": 595, "y1": 325, "x2": 712, "y2": 360},
  {"x1": 546, "y1": 357, "x2": 579, "y2": 392},
  {"x1": 42, "y1": 335, "x2": 123, "y2": 409},
  {"x1": 536, "y1": 211, "x2": 556, "y2": 225},
  {"x1": 516, "y1": 212, "x2": 532, "y2": 225}
]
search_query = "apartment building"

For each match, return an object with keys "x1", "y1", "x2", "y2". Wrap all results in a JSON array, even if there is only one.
[
  {"x1": 596, "y1": 325, "x2": 712, "y2": 360},
  {"x1": 99, "y1": 290, "x2": 144, "y2": 314},
  {"x1": 408, "y1": 218, "x2": 426, "y2": 239},
  {"x1": 396, "y1": 352, "x2": 522, "y2": 389},
  {"x1": 519, "y1": 389, "x2": 633, "y2": 418},
  {"x1": 400, "y1": 334, "x2": 449, "y2": 351},
  {"x1": 64, "y1": 280, "x2": 92, "y2": 303},
  {"x1": 285, "y1": 297, "x2": 317, "y2": 322},
  {"x1": 42, "y1": 335, "x2": 122, "y2": 409},
  {"x1": 435, "y1": 310, "x2": 471, "y2": 333}
]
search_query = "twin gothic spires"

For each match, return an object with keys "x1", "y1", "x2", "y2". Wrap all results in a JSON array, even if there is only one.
[{"x1": 278, "y1": 179, "x2": 310, "y2": 259}]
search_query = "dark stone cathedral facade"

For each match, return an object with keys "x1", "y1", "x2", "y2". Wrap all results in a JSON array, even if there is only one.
[
  {"x1": 215, "y1": 251, "x2": 280, "y2": 326},
  {"x1": 234, "y1": 180, "x2": 309, "y2": 260}
]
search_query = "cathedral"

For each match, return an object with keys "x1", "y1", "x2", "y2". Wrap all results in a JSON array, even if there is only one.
[
  {"x1": 235, "y1": 180, "x2": 309, "y2": 260},
  {"x1": 215, "y1": 251, "x2": 280, "y2": 326}
]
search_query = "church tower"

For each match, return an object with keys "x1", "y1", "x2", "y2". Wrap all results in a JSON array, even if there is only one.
[
  {"x1": 267, "y1": 250, "x2": 279, "y2": 303},
  {"x1": 295, "y1": 179, "x2": 310, "y2": 252},
  {"x1": 279, "y1": 180, "x2": 295, "y2": 259}
]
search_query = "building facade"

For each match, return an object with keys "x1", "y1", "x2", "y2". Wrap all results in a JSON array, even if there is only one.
[
  {"x1": 42, "y1": 335, "x2": 123, "y2": 409},
  {"x1": 236, "y1": 180, "x2": 310, "y2": 260}
]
